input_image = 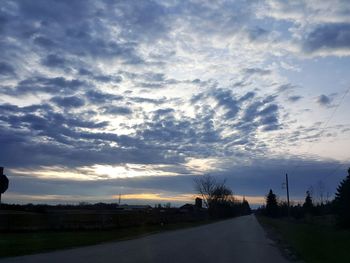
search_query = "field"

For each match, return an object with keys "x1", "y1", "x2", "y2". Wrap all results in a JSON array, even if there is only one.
[
  {"x1": 258, "y1": 216, "x2": 350, "y2": 263},
  {"x1": 0, "y1": 219, "x2": 215, "y2": 258}
]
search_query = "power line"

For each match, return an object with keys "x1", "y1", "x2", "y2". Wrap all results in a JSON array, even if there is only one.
[
  {"x1": 285, "y1": 86, "x2": 350, "y2": 203},
  {"x1": 289, "y1": 86, "x2": 350, "y2": 177}
]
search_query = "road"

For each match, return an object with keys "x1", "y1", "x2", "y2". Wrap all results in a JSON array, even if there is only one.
[{"x1": 0, "y1": 215, "x2": 291, "y2": 263}]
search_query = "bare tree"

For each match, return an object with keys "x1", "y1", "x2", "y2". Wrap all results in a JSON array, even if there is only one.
[
  {"x1": 194, "y1": 175, "x2": 234, "y2": 208},
  {"x1": 194, "y1": 175, "x2": 216, "y2": 208}
]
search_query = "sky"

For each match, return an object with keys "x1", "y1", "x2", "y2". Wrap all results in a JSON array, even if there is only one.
[{"x1": 1, "y1": 0, "x2": 350, "y2": 206}]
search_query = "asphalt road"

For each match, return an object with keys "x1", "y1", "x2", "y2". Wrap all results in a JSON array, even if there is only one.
[{"x1": 1, "y1": 215, "x2": 290, "y2": 263}]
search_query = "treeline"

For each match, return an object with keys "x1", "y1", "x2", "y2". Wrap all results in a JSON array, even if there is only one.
[
  {"x1": 194, "y1": 175, "x2": 251, "y2": 218},
  {"x1": 0, "y1": 202, "x2": 120, "y2": 213},
  {"x1": 257, "y1": 167, "x2": 350, "y2": 228}
]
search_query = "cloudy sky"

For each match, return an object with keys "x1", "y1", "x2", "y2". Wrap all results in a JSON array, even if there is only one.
[{"x1": 1, "y1": 0, "x2": 350, "y2": 206}]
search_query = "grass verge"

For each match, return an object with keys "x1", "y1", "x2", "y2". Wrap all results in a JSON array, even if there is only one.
[
  {"x1": 257, "y1": 216, "x2": 350, "y2": 263},
  {"x1": 0, "y1": 220, "x2": 215, "y2": 258}
]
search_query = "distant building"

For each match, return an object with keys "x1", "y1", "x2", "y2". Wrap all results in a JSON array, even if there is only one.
[{"x1": 180, "y1": 197, "x2": 204, "y2": 213}]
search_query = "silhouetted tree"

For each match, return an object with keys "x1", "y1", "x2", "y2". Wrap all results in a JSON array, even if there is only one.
[
  {"x1": 334, "y1": 168, "x2": 350, "y2": 228},
  {"x1": 194, "y1": 175, "x2": 238, "y2": 218},
  {"x1": 194, "y1": 175, "x2": 217, "y2": 208},
  {"x1": 241, "y1": 198, "x2": 252, "y2": 215},
  {"x1": 194, "y1": 176, "x2": 234, "y2": 206},
  {"x1": 303, "y1": 190, "x2": 314, "y2": 215},
  {"x1": 265, "y1": 189, "x2": 279, "y2": 217}
]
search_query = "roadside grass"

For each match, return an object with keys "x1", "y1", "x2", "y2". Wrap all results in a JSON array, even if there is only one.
[
  {"x1": 0, "y1": 220, "x2": 215, "y2": 258},
  {"x1": 257, "y1": 216, "x2": 350, "y2": 263}
]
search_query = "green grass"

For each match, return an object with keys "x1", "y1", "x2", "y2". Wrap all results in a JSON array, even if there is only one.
[
  {"x1": 258, "y1": 216, "x2": 350, "y2": 263},
  {"x1": 0, "y1": 220, "x2": 215, "y2": 258}
]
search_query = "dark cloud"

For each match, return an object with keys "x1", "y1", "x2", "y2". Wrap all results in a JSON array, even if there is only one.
[
  {"x1": 0, "y1": 132, "x2": 184, "y2": 169},
  {"x1": 8, "y1": 174, "x2": 195, "y2": 199},
  {"x1": 131, "y1": 72, "x2": 180, "y2": 89},
  {"x1": 288, "y1": 95, "x2": 302, "y2": 102},
  {"x1": 260, "y1": 115, "x2": 279, "y2": 131},
  {"x1": 51, "y1": 96, "x2": 85, "y2": 108},
  {"x1": 2, "y1": 77, "x2": 86, "y2": 96},
  {"x1": 78, "y1": 68, "x2": 123, "y2": 83},
  {"x1": 93, "y1": 75, "x2": 113, "y2": 83},
  {"x1": 101, "y1": 106, "x2": 133, "y2": 115},
  {"x1": 238, "y1": 95, "x2": 280, "y2": 133},
  {"x1": 0, "y1": 14, "x2": 8, "y2": 34},
  {"x1": 153, "y1": 108, "x2": 175, "y2": 117},
  {"x1": 0, "y1": 0, "x2": 146, "y2": 65},
  {"x1": 33, "y1": 36, "x2": 56, "y2": 48},
  {"x1": 0, "y1": 98, "x2": 205, "y2": 169},
  {"x1": 248, "y1": 26, "x2": 269, "y2": 41},
  {"x1": 212, "y1": 89, "x2": 240, "y2": 119},
  {"x1": 110, "y1": 1, "x2": 171, "y2": 42},
  {"x1": 130, "y1": 97, "x2": 167, "y2": 105},
  {"x1": 0, "y1": 61, "x2": 15, "y2": 76},
  {"x1": 41, "y1": 54, "x2": 67, "y2": 68},
  {"x1": 303, "y1": 23, "x2": 350, "y2": 53},
  {"x1": 78, "y1": 68, "x2": 92, "y2": 76},
  {"x1": 316, "y1": 94, "x2": 332, "y2": 107},
  {"x1": 278, "y1": 83, "x2": 296, "y2": 93},
  {"x1": 259, "y1": 104, "x2": 278, "y2": 116},
  {"x1": 244, "y1": 68, "x2": 271, "y2": 76},
  {"x1": 239, "y1": 91, "x2": 255, "y2": 102},
  {"x1": 6, "y1": 157, "x2": 348, "y2": 204},
  {"x1": 85, "y1": 90, "x2": 123, "y2": 104},
  {"x1": 143, "y1": 72, "x2": 166, "y2": 82},
  {"x1": 0, "y1": 103, "x2": 183, "y2": 169},
  {"x1": 233, "y1": 80, "x2": 250, "y2": 88}
]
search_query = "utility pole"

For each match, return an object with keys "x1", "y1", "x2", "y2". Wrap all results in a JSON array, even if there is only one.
[{"x1": 286, "y1": 173, "x2": 290, "y2": 218}]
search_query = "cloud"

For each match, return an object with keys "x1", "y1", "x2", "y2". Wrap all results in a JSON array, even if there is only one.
[
  {"x1": 33, "y1": 36, "x2": 56, "y2": 48},
  {"x1": 6, "y1": 156, "x2": 348, "y2": 205},
  {"x1": 129, "y1": 97, "x2": 168, "y2": 105},
  {"x1": 278, "y1": 84, "x2": 296, "y2": 93},
  {"x1": 101, "y1": 106, "x2": 133, "y2": 116},
  {"x1": 259, "y1": 0, "x2": 350, "y2": 25},
  {"x1": 212, "y1": 89, "x2": 240, "y2": 119},
  {"x1": 0, "y1": 61, "x2": 15, "y2": 76},
  {"x1": 287, "y1": 95, "x2": 302, "y2": 102},
  {"x1": 248, "y1": 26, "x2": 269, "y2": 41},
  {"x1": 303, "y1": 23, "x2": 350, "y2": 55},
  {"x1": 316, "y1": 94, "x2": 332, "y2": 107},
  {"x1": 0, "y1": 124, "x2": 182, "y2": 169},
  {"x1": 41, "y1": 54, "x2": 67, "y2": 68},
  {"x1": 51, "y1": 96, "x2": 85, "y2": 108},
  {"x1": 239, "y1": 92, "x2": 256, "y2": 102},
  {"x1": 85, "y1": 90, "x2": 123, "y2": 104},
  {"x1": 0, "y1": 0, "x2": 146, "y2": 66},
  {"x1": 244, "y1": 68, "x2": 272, "y2": 76},
  {"x1": 2, "y1": 77, "x2": 86, "y2": 96}
]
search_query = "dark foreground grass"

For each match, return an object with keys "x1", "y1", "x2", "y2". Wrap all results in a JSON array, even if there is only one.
[
  {"x1": 258, "y1": 216, "x2": 350, "y2": 263},
  {"x1": 0, "y1": 220, "x2": 215, "y2": 258}
]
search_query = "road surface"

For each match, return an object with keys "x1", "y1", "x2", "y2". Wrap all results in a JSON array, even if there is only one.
[{"x1": 0, "y1": 215, "x2": 291, "y2": 263}]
